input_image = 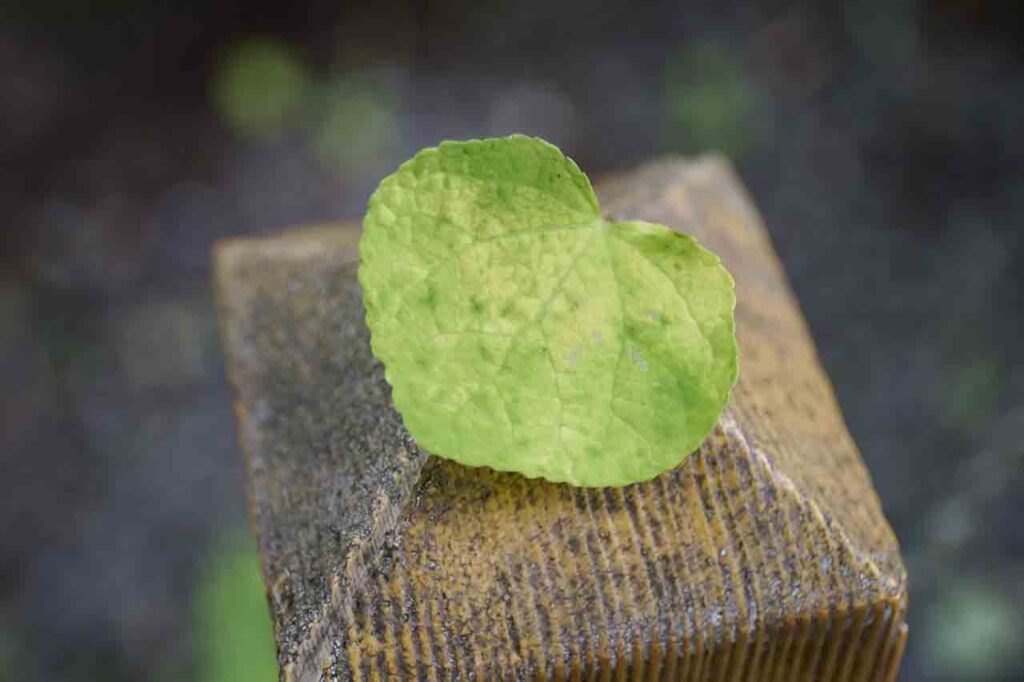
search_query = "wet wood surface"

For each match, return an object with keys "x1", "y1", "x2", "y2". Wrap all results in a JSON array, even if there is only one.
[{"x1": 214, "y1": 156, "x2": 907, "y2": 681}]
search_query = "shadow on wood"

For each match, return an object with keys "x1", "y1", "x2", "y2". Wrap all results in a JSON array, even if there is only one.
[{"x1": 214, "y1": 156, "x2": 907, "y2": 681}]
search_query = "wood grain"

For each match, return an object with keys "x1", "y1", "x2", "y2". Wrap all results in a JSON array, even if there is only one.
[{"x1": 214, "y1": 157, "x2": 907, "y2": 681}]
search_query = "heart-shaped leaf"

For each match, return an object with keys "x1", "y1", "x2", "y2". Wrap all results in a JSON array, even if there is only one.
[{"x1": 360, "y1": 135, "x2": 737, "y2": 486}]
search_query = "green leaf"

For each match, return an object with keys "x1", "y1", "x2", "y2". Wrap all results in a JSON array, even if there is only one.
[{"x1": 360, "y1": 135, "x2": 737, "y2": 486}]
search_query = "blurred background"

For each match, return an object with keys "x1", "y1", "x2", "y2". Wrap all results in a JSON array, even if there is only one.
[{"x1": 1, "y1": 0, "x2": 1022, "y2": 680}]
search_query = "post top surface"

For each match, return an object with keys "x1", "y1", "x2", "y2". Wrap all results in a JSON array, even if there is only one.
[{"x1": 215, "y1": 156, "x2": 906, "y2": 681}]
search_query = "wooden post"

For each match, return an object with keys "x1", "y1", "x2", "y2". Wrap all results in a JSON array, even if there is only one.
[{"x1": 214, "y1": 156, "x2": 907, "y2": 681}]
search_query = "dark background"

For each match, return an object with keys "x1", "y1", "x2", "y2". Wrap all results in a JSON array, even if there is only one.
[{"x1": 2, "y1": 1, "x2": 1022, "y2": 680}]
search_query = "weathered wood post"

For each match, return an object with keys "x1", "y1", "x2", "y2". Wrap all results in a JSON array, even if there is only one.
[{"x1": 214, "y1": 156, "x2": 907, "y2": 681}]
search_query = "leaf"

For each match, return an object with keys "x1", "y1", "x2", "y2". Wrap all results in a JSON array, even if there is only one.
[{"x1": 360, "y1": 135, "x2": 737, "y2": 486}]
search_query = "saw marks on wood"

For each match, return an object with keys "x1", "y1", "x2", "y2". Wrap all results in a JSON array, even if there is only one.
[{"x1": 215, "y1": 157, "x2": 907, "y2": 681}]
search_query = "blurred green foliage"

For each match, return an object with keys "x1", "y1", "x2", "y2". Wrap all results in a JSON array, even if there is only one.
[
  {"x1": 194, "y1": 529, "x2": 277, "y2": 682},
  {"x1": 843, "y1": 0, "x2": 918, "y2": 68},
  {"x1": 937, "y1": 320, "x2": 1005, "y2": 433},
  {"x1": 946, "y1": 355, "x2": 1002, "y2": 431},
  {"x1": 207, "y1": 37, "x2": 401, "y2": 175},
  {"x1": 0, "y1": 626, "x2": 29, "y2": 681},
  {"x1": 662, "y1": 42, "x2": 769, "y2": 160},
  {"x1": 210, "y1": 39, "x2": 311, "y2": 140},
  {"x1": 311, "y1": 72, "x2": 401, "y2": 176},
  {"x1": 923, "y1": 578, "x2": 1024, "y2": 679}
]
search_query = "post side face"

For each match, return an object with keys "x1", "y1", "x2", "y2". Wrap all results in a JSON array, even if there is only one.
[
  {"x1": 214, "y1": 161, "x2": 906, "y2": 681},
  {"x1": 215, "y1": 228, "x2": 428, "y2": 665},
  {"x1": 600, "y1": 158, "x2": 904, "y2": 584}
]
